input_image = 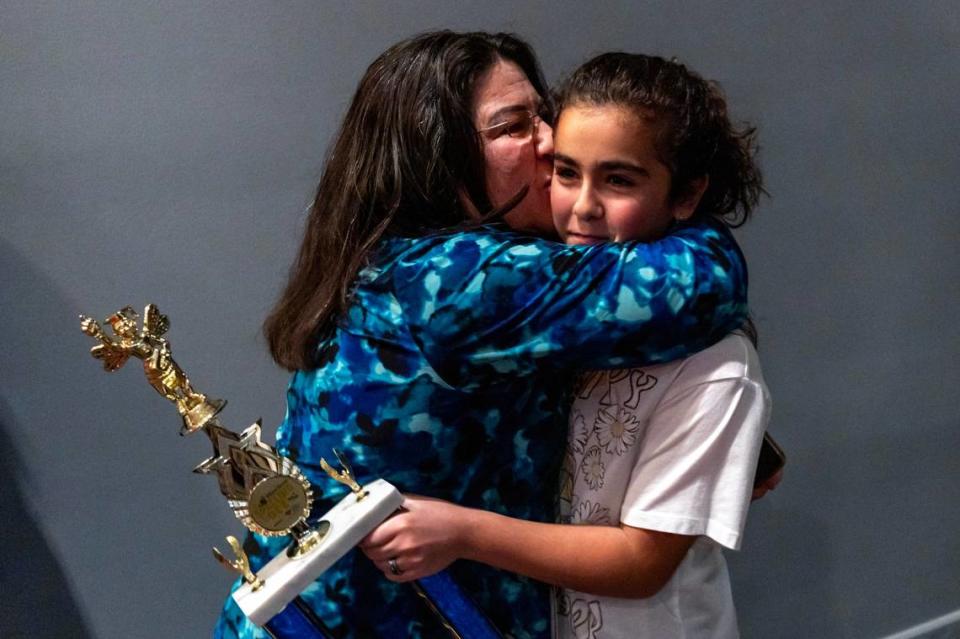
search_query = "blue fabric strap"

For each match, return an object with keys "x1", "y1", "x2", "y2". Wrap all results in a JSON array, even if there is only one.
[
  {"x1": 263, "y1": 598, "x2": 335, "y2": 639},
  {"x1": 415, "y1": 571, "x2": 503, "y2": 639}
]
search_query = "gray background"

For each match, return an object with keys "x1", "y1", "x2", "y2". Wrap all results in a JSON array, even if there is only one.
[{"x1": 2, "y1": 2, "x2": 958, "y2": 638}]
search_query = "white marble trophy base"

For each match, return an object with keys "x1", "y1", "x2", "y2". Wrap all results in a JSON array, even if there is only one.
[{"x1": 233, "y1": 478, "x2": 403, "y2": 626}]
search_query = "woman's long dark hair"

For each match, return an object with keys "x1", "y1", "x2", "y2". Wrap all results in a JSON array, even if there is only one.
[
  {"x1": 264, "y1": 31, "x2": 548, "y2": 371},
  {"x1": 555, "y1": 53, "x2": 764, "y2": 227}
]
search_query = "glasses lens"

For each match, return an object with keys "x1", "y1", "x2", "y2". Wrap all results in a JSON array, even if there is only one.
[
  {"x1": 478, "y1": 111, "x2": 540, "y2": 140},
  {"x1": 505, "y1": 114, "x2": 535, "y2": 138}
]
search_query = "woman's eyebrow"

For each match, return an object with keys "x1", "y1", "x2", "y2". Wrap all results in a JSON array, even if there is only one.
[{"x1": 553, "y1": 153, "x2": 579, "y2": 167}]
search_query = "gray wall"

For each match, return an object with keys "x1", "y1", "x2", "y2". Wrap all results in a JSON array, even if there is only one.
[{"x1": 2, "y1": 2, "x2": 958, "y2": 638}]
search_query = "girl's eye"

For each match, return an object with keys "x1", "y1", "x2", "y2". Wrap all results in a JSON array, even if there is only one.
[
  {"x1": 608, "y1": 174, "x2": 635, "y2": 187},
  {"x1": 554, "y1": 166, "x2": 578, "y2": 180}
]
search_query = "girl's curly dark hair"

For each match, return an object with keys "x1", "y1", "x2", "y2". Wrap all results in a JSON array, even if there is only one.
[{"x1": 555, "y1": 52, "x2": 764, "y2": 227}]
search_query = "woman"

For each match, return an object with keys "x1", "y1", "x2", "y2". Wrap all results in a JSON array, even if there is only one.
[{"x1": 215, "y1": 31, "x2": 748, "y2": 639}]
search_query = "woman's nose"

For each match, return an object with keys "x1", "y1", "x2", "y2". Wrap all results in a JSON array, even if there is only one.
[{"x1": 535, "y1": 119, "x2": 554, "y2": 158}]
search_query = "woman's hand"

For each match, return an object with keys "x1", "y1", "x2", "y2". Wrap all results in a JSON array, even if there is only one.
[{"x1": 359, "y1": 495, "x2": 468, "y2": 582}]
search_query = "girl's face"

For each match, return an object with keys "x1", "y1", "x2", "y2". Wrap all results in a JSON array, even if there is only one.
[{"x1": 551, "y1": 105, "x2": 699, "y2": 245}]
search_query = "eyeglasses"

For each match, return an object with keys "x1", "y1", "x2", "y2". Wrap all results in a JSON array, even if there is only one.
[{"x1": 476, "y1": 110, "x2": 544, "y2": 140}]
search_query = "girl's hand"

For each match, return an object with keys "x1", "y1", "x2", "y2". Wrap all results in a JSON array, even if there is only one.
[
  {"x1": 752, "y1": 467, "x2": 784, "y2": 500},
  {"x1": 359, "y1": 495, "x2": 468, "y2": 582}
]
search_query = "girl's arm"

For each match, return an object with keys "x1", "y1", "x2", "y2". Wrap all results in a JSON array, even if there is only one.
[{"x1": 360, "y1": 496, "x2": 695, "y2": 598}]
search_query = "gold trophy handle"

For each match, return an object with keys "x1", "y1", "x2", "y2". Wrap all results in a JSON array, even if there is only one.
[
  {"x1": 320, "y1": 448, "x2": 368, "y2": 501},
  {"x1": 212, "y1": 535, "x2": 264, "y2": 591}
]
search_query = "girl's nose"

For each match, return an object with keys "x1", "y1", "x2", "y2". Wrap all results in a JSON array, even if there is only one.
[{"x1": 572, "y1": 185, "x2": 602, "y2": 220}]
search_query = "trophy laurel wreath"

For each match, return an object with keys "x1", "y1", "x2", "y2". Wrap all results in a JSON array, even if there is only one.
[{"x1": 80, "y1": 304, "x2": 500, "y2": 639}]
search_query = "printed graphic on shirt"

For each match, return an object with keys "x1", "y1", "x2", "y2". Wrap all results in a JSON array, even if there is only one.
[
  {"x1": 557, "y1": 368, "x2": 659, "y2": 637},
  {"x1": 557, "y1": 590, "x2": 604, "y2": 639},
  {"x1": 559, "y1": 370, "x2": 658, "y2": 522},
  {"x1": 577, "y1": 368, "x2": 658, "y2": 409}
]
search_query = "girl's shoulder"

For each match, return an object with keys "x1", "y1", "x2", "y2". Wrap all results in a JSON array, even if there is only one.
[{"x1": 667, "y1": 331, "x2": 765, "y2": 389}]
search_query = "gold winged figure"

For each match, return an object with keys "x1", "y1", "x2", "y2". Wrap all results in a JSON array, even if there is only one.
[{"x1": 80, "y1": 304, "x2": 222, "y2": 432}]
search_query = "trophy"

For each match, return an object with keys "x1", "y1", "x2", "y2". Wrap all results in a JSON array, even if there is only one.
[{"x1": 80, "y1": 304, "x2": 501, "y2": 639}]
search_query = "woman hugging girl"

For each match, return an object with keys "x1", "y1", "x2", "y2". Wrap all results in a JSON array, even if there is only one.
[{"x1": 364, "y1": 51, "x2": 770, "y2": 639}]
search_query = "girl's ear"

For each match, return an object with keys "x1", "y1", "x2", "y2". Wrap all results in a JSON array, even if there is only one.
[{"x1": 671, "y1": 175, "x2": 709, "y2": 221}]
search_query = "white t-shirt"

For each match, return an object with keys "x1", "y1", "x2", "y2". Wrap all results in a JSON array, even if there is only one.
[{"x1": 554, "y1": 332, "x2": 771, "y2": 639}]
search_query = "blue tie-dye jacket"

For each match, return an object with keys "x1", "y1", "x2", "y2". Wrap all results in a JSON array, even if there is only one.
[{"x1": 215, "y1": 219, "x2": 747, "y2": 639}]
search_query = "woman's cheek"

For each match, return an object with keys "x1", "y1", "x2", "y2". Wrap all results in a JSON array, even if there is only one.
[{"x1": 484, "y1": 143, "x2": 527, "y2": 204}]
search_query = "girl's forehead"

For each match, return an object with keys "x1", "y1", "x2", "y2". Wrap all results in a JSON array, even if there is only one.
[
  {"x1": 554, "y1": 104, "x2": 665, "y2": 167},
  {"x1": 556, "y1": 105, "x2": 650, "y2": 140}
]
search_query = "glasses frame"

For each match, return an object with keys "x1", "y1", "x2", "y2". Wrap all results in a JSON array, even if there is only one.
[{"x1": 475, "y1": 110, "x2": 543, "y2": 140}]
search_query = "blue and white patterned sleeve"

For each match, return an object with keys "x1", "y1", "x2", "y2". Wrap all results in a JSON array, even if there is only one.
[{"x1": 390, "y1": 219, "x2": 748, "y2": 389}]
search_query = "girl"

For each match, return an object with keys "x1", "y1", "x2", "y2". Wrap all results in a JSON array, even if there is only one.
[{"x1": 363, "y1": 52, "x2": 770, "y2": 638}]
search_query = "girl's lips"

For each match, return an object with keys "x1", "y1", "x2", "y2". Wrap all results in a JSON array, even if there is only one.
[{"x1": 566, "y1": 232, "x2": 607, "y2": 245}]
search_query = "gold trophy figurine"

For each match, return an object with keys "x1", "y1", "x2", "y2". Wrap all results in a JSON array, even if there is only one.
[{"x1": 80, "y1": 305, "x2": 222, "y2": 433}]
